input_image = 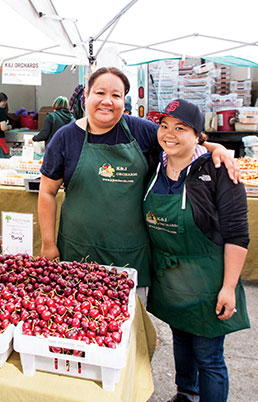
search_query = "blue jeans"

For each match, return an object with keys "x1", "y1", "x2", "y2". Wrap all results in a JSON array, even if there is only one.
[{"x1": 171, "y1": 327, "x2": 229, "y2": 402}]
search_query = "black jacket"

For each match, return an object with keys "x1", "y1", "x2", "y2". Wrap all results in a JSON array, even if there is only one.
[
  {"x1": 33, "y1": 109, "x2": 75, "y2": 145},
  {"x1": 153, "y1": 153, "x2": 249, "y2": 249},
  {"x1": 185, "y1": 155, "x2": 249, "y2": 248}
]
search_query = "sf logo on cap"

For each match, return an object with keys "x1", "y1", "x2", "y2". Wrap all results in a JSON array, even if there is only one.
[{"x1": 166, "y1": 101, "x2": 180, "y2": 113}]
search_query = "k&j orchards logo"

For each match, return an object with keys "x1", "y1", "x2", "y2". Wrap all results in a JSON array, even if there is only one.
[
  {"x1": 146, "y1": 211, "x2": 158, "y2": 225},
  {"x1": 98, "y1": 163, "x2": 115, "y2": 178}
]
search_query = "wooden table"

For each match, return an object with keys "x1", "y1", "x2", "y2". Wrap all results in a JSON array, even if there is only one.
[{"x1": 241, "y1": 197, "x2": 258, "y2": 281}]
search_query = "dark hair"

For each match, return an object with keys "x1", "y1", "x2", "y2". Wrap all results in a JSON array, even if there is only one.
[
  {"x1": 52, "y1": 96, "x2": 69, "y2": 110},
  {"x1": 87, "y1": 67, "x2": 130, "y2": 96},
  {"x1": 0, "y1": 93, "x2": 8, "y2": 102},
  {"x1": 198, "y1": 132, "x2": 207, "y2": 145}
]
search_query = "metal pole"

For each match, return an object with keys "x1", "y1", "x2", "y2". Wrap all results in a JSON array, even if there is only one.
[{"x1": 92, "y1": 0, "x2": 138, "y2": 41}]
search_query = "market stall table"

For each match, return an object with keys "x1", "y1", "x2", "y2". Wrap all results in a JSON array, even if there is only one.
[
  {"x1": 241, "y1": 197, "x2": 258, "y2": 282},
  {"x1": 0, "y1": 186, "x2": 257, "y2": 281},
  {"x1": 0, "y1": 296, "x2": 156, "y2": 402},
  {"x1": 0, "y1": 185, "x2": 64, "y2": 256}
]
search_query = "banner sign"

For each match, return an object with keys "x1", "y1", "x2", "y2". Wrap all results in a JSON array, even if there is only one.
[
  {"x1": 2, "y1": 60, "x2": 41, "y2": 85},
  {"x1": 2, "y1": 211, "x2": 33, "y2": 256}
]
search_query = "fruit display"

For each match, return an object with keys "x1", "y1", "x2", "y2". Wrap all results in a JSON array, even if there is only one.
[
  {"x1": 0, "y1": 254, "x2": 137, "y2": 390},
  {"x1": 0, "y1": 254, "x2": 135, "y2": 348},
  {"x1": 237, "y1": 156, "x2": 258, "y2": 171},
  {"x1": 240, "y1": 171, "x2": 258, "y2": 186},
  {"x1": 237, "y1": 156, "x2": 258, "y2": 196},
  {"x1": 0, "y1": 157, "x2": 42, "y2": 186}
]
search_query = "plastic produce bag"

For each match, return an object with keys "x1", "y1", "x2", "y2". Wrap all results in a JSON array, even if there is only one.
[{"x1": 242, "y1": 135, "x2": 258, "y2": 157}]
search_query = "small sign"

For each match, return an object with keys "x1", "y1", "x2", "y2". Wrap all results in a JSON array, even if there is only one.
[
  {"x1": 21, "y1": 146, "x2": 34, "y2": 162},
  {"x1": 2, "y1": 60, "x2": 41, "y2": 85},
  {"x1": 2, "y1": 211, "x2": 33, "y2": 256}
]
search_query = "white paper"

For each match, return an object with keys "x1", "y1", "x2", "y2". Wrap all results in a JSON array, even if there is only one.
[
  {"x1": 2, "y1": 60, "x2": 42, "y2": 86},
  {"x1": 21, "y1": 146, "x2": 34, "y2": 162},
  {"x1": 2, "y1": 211, "x2": 33, "y2": 256}
]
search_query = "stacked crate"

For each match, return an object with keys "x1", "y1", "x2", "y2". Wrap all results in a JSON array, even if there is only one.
[
  {"x1": 214, "y1": 65, "x2": 231, "y2": 95},
  {"x1": 178, "y1": 65, "x2": 195, "y2": 77},
  {"x1": 235, "y1": 107, "x2": 258, "y2": 131},
  {"x1": 230, "y1": 80, "x2": 252, "y2": 106},
  {"x1": 148, "y1": 60, "x2": 178, "y2": 112},
  {"x1": 210, "y1": 93, "x2": 242, "y2": 112},
  {"x1": 178, "y1": 62, "x2": 215, "y2": 112}
]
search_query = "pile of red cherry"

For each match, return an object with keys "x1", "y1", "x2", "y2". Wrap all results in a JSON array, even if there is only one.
[{"x1": 0, "y1": 254, "x2": 135, "y2": 349}]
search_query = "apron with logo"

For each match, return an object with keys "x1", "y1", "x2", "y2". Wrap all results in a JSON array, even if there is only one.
[
  {"x1": 57, "y1": 117, "x2": 151, "y2": 286},
  {"x1": 143, "y1": 163, "x2": 250, "y2": 338}
]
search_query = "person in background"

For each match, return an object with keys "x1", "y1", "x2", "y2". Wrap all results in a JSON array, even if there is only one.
[
  {"x1": 0, "y1": 92, "x2": 12, "y2": 158},
  {"x1": 124, "y1": 95, "x2": 132, "y2": 115},
  {"x1": 37, "y1": 67, "x2": 240, "y2": 306},
  {"x1": 32, "y1": 96, "x2": 75, "y2": 146},
  {"x1": 143, "y1": 99, "x2": 250, "y2": 402}
]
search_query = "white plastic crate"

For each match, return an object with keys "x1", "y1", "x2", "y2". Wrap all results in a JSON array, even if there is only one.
[
  {"x1": 238, "y1": 115, "x2": 258, "y2": 124},
  {"x1": 0, "y1": 324, "x2": 15, "y2": 367},
  {"x1": 14, "y1": 266, "x2": 137, "y2": 391}
]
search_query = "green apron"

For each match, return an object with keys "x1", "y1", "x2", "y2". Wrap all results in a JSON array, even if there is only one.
[
  {"x1": 57, "y1": 117, "x2": 151, "y2": 287},
  {"x1": 143, "y1": 163, "x2": 250, "y2": 338}
]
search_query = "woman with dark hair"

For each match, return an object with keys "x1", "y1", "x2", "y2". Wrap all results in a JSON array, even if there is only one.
[
  {"x1": 0, "y1": 92, "x2": 12, "y2": 158},
  {"x1": 37, "y1": 67, "x2": 240, "y2": 305},
  {"x1": 32, "y1": 96, "x2": 74, "y2": 146},
  {"x1": 143, "y1": 99, "x2": 250, "y2": 402}
]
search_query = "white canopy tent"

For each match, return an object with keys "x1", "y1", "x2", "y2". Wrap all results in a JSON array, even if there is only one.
[{"x1": 1, "y1": 0, "x2": 258, "y2": 68}]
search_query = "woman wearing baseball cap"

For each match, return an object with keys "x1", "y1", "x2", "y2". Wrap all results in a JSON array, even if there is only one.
[
  {"x1": 143, "y1": 99, "x2": 250, "y2": 402},
  {"x1": 38, "y1": 68, "x2": 241, "y2": 308}
]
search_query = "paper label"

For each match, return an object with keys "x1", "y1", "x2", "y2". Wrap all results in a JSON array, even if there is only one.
[
  {"x1": 2, "y1": 211, "x2": 33, "y2": 256},
  {"x1": 22, "y1": 146, "x2": 34, "y2": 162}
]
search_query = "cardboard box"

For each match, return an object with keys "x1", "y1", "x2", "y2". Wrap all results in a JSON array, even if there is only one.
[
  {"x1": 38, "y1": 106, "x2": 52, "y2": 130},
  {"x1": 235, "y1": 122, "x2": 258, "y2": 131}
]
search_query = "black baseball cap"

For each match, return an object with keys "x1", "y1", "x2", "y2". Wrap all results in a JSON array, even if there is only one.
[{"x1": 156, "y1": 98, "x2": 205, "y2": 135}]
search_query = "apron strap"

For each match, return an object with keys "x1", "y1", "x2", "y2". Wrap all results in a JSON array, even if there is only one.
[
  {"x1": 181, "y1": 165, "x2": 191, "y2": 210},
  {"x1": 144, "y1": 162, "x2": 161, "y2": 201},
  {"x1": 85, "y1": 116, "x2": 134, "y2": 143},
  {"x1": 119, "y1": 116, "x2": 135, "y2": 141}
]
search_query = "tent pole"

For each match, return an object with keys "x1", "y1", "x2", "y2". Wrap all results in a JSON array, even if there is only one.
[
  {"x1": 92, "y1": 0, "x2": 138, "y2": 41},
  {"x1": 86, "y1": 0, "x2": 138, "y2": 67},
  {"x1": 94, "y1": 19, "x2": 120, "y2": 59},
  {"x1": 203, "y1": 41, "x2": 258, "y2": 57},
  {"x1": 48, "y1": 0, "x2": 76, "y2": 48}
]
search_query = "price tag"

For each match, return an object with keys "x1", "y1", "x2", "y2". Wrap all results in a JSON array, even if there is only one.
[{"x1": 1, "y1": 211, "x2": 33, "y2": 256}]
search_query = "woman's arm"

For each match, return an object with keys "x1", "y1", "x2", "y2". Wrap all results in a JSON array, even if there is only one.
[
  {"x1": 204, "y1": 141, "x2": 240, "y2": 184},
  {"x1": 38, "y1": 174, "x2": 63, "y2": 260},
  {"x1": 33, "y1": 115, "x2": 52, "y2": 142},
  {"x1": 0, "y1": 120, "x2": 12, "y2": 131},
  {"x1": 216, "y1": 244, "x2": 248, "y2": 320}
]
